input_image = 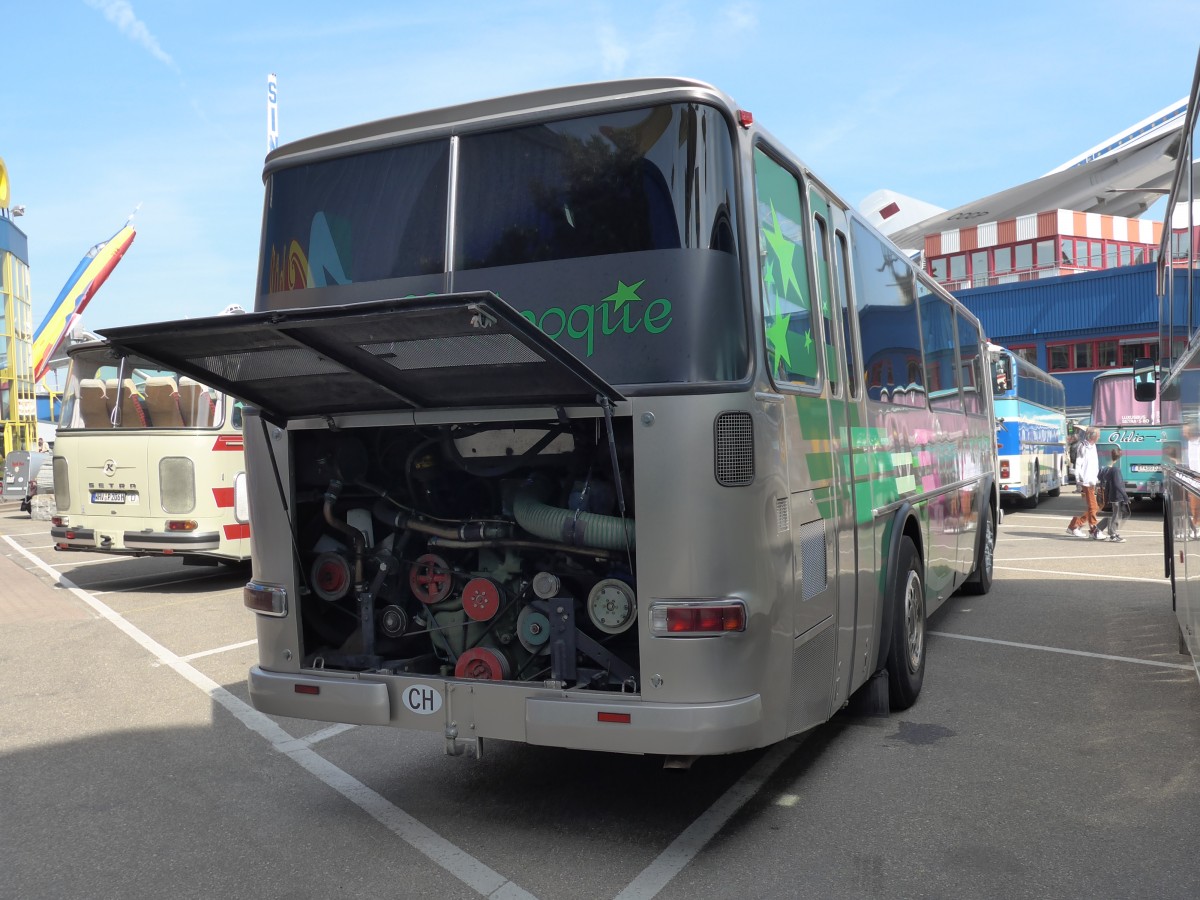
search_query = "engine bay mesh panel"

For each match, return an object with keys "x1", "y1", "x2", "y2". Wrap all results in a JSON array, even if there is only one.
[{"x1": 362, "y1": 334, "x2": 544, "y2": 370}]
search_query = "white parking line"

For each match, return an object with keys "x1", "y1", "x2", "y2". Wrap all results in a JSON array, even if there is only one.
[
  {"x1": 1000, "y1": 553, "x2": 1162, "y2": 561},
  {"x1": 994, "y1": 564, "x2": 1164, "y2": 585},
  {"x1": 273, "y1": 723, "x2": 358, "y2": 752},
  {"x1": 181, "y1": 639, "x2": 258, "y2": 661},
  {"x1": 614, "y1": 738, "x2": 803, "y2": 900},
  {"x1": 931, "y1": 630, "x2": 1194, "y2": 670},
  {"x1": 3, "y1": 535, "x2": 538, "y2": 900}
]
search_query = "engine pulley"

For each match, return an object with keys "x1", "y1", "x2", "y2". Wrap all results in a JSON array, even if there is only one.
[
  {"x1": 311, "y1": 551, "x2": 352, "y2": 602},
  {"x1": 455, "y1": 646, "x2": 511, "y2": 680},
  {"x1": 379, "y1": 605, "x2": 409, "y2": 638},
  {"x1": 587, "y1": 578, "x2": 637, "y2": 634},
  {"x1": 461, "y1": 576, "x2": 502, "y2": 622},
  {"x1": 516, "y1": 605, "x2": 551, "y2": 654},
  {"x1": 409, "y1": 553, "x2": 453, "y2": 605}
]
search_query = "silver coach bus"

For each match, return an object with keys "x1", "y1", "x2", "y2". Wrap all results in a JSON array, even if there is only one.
[{"x1": 100, "y1": 79, "x2": 999, "y2": 757}]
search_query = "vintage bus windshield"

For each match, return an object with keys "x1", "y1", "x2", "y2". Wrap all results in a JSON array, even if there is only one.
[
  {"x1": 58, "y1": 346, "x2": 231, "y2": 430},
  {"x1": 1092, "y1": 370, "x2": 1181, "y2": 426},
  {"x1": 259, "y1": 102, "x2": 747, "y2": 387}
]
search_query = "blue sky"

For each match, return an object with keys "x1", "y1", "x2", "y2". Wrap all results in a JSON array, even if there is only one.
[{"x1": 5, "y1": 1, "x2": 1199, "y2": 331}]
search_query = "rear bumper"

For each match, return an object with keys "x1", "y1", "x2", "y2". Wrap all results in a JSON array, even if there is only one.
[
  {"x1": 51, "y1": 525, "x2": 221, "y2": 553},
  {"x1": 248, "y1": 666, "x2": 766, "y2": 755}
]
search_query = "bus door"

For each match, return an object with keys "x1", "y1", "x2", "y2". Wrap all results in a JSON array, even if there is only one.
[
  {"x1": 754, "y1": 147, "x2": 841, "y2": 732},
  {"x1": 805, "y1": 185, "x2": 862, "y2": 710}
]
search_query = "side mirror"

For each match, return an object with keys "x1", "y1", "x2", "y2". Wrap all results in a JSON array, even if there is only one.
[{"x1": 1133, "y1": 357, "x2": 1158, "y2": 402}]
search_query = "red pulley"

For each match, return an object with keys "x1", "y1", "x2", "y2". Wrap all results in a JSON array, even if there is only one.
[
  {"x1": 455, "y1": 647, "x2": 511, "y2": 681},
  {"x1": 461, "y1": 576, "x2": 502, "y2": 621},
  {"x1": 311, "y1": 552, "x2": 351, "y2": 601},
  {"x1": 409, "y1": 553, "x2": 453, "y2": 605}
]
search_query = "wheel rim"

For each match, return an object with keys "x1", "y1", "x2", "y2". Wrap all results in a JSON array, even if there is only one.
[
  {"x1": 983, "y1": 516, "x2": 995, "y2": 577},
  {"x1": 903, "y1": 570, "x2": 925, "y2": 673}
]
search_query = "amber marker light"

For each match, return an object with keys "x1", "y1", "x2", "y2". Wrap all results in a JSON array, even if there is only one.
[{"x1": 244, "y1": 581, "x2": 288, "y2": 617}]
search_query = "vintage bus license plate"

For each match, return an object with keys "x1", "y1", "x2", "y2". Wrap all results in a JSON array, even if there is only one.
[{"x1": 91, "y1": 491, "x2": 127, "y2": 504}]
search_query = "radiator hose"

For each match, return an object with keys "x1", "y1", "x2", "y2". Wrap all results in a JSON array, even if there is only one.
[{"x1": 513, "y1": 480, "x2": 635, "y2": 551}]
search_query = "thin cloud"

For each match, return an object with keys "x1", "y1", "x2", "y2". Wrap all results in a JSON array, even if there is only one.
[{"x1": 84, "y1": 0, "x2": 179, "y2": 72}]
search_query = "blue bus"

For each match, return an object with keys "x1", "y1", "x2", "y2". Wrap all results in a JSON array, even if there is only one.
[{"x1": 991, "y1": 345, "x2": 1067, "y2": 507}]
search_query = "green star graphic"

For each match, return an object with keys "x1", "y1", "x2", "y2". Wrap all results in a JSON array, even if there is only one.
[
  {"x1": 602, "y1": 279, "x2": 646, "y2": 311},
  {"x1": 765, "y1": 314, "x2": 793, "y2": 370},
  {"x1": 762, "y1": 202, "x2": 803, "y2": 303},
  {"x1": 804, "y1": 329, "x2": 813, "y2": 351}
]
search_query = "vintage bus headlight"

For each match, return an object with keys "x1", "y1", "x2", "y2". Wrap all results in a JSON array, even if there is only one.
[
  {"x1": 244, "y1": 581, "x2": 288, "y2": 617},
  {"x1": 649, "y1": 599, "x2": 746, "y2": 636}
]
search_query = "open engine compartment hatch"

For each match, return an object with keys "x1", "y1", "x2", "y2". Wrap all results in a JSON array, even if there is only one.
[{"x1": 97, "y1": 293, "x2": 624, "y2": 423}]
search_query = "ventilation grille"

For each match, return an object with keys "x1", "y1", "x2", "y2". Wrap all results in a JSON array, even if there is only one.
[
  {"x1": 362, "y1": 334, "x2": 543, "y2": 370},
  {"x1": 776, "y1": 497, "x2": 790, "y2": 533},
  {"x1": 788, "y1": 623, "x2": 836, "y2": 733},
  {"x1": 799, "y1": 519, "x2": 828, "y2": 601},
  {"x1": 714, "y1": 412, "x2": 754, "y2": 487}
]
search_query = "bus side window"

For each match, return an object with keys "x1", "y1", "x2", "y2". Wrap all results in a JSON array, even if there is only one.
[
  {"x1": 753, "y1": 147, "x2": 819, "y2": 390},
  {"x1": 811, "y1": 208, "x2": 839, "y2": 397},
  {"x1": 834, "y1": 231, "x2": 859, "y2": 400}
]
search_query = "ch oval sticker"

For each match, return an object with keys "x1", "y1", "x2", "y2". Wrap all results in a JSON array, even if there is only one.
[{"x1": 402, "y1": 684, "x2": 443, "y2": 715}]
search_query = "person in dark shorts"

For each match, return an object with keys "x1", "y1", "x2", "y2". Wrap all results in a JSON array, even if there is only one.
[{"x1": 1096, "y1": 447, "x2": 1130, "y2": 542}]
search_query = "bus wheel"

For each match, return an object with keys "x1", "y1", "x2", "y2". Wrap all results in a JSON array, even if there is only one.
[
  {"x1": 886, "y1": 536, "x2": 925, "y2": 710},
  {"x1": 960, "y1": 507, "x2": 995, "y2": 596}
]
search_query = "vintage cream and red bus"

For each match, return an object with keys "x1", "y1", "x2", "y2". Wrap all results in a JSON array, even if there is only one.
[
  {"x1": 49, "y1": 340, "x2": 250, "y2": 564},
  {"x1": 99, "y1": 78, "x2": 998, "y2": 758}
]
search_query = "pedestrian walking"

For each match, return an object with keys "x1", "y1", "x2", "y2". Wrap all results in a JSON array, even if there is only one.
[
  {"x1": 1067, "y1": 427, "x2": 1101, "y2": 537},
  {"x1": 1096, "y1": 447, "x2": 1130, "y2": 542}
]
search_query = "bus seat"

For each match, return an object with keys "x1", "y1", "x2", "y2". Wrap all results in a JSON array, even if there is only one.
[
  {"x1": 79, "y1": 379, "x2": 113, "y2": 428},
  {"x1": 118, "y1": 379, "x2": 149, "y2": 427},
  {"x1": 144, "y1": 376, "x2": 184, "y2": 427},
  {"x1": 179, "y1": 377, "x2": 215, "y2": 427}
]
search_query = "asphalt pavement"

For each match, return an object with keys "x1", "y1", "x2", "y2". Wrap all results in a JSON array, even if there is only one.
[{"x1": 1, "y1": 493, "x2": 1198, "y2": 900}]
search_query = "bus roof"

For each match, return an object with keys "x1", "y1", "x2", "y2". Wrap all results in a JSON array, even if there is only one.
[{"x1": 263, "y1": 77, "x2": 736, "y2": 175}]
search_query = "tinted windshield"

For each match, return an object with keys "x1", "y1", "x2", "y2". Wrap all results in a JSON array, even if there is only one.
[{"x1": 259, "y1": 102, "x2": 746, "y2": 386}]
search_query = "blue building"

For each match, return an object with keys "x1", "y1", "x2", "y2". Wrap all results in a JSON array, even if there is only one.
[{"x1": 952, "y1": 263, "x2": 1192, "y2": 415}]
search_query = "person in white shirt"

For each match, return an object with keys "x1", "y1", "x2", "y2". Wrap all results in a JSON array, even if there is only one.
[{"x1": 1067, "y1": 427, "x2": 1102, "y2": 537}]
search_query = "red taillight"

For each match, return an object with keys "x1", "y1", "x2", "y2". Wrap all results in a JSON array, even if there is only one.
[
  {"x1": 1000, "y1": 460, "x2": 1010, "y2": 478},
  {"x1": 737, "y1": 109, "x2": 753, "y2": 128},
  {"x1": 650, "y1": 600, "x2": 747, "y2": 636},
  {"x1": 167, "y1": 520, "x2": 198, "y2": 532}
]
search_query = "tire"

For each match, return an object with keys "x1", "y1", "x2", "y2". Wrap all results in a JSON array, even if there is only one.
[
  {"x1": 960, "y1": 506, "x2": 995, "y2": 596},
  {"x1": 886, "y1": 536, "x2": 926, "y2": 710},
  {"x1": 1024, "y1": 464, "x2": 1040, "y2": 508}
]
